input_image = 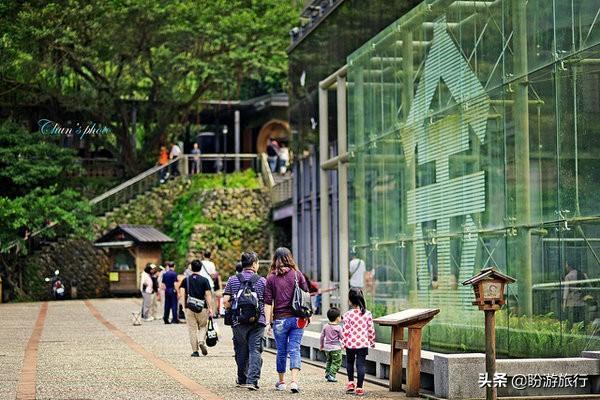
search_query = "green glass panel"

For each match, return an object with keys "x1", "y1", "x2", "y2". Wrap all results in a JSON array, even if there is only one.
[{"x1": 346, "y1": 0, "x2": 600, "y2": 357}]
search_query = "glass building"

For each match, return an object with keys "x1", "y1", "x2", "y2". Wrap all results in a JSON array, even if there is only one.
[
  {"x1": 289, "y1": 0, "x2": 599, "y2": 358},
  {"x1": 346, "y1": 0, "x2": 600, "y2": 357}
]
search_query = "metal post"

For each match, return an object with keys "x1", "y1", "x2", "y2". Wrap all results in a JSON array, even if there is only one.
[
  {"x1": 402, "y1": 30, "x2": 418, "y2": 304},
  {"x1": 337, "y1": 75, "x2": 350, "y2": 313},
  {"x1": 512, "y1": 0, "x2": 532, "y2": 315},
  {"x1": 354, "y1": 69, "x2": 368, "y2": 277},
  {"x1": 292, "y1": 159, "x2": 299, "y2": 258},
  {"x1": 235, "y1": 110, "x2": 241, "y2": 171},
  {"x1": 311, "y1": 153, "x2": 319, "y2": 281},
  {"x1": 319, "y1": 86, "x2": 332, "y2": 311}
]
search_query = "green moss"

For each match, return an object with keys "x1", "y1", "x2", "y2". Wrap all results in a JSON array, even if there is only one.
[{"x1": 163, "y1": 170, "x2": 264, "y2": 269}]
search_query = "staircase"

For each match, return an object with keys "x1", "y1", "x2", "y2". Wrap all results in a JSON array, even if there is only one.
[
  {"x1": 2, "y1": 153, "x2": 265, "y2": 256},
  {"x1": 259, "y1": 153, "x2": 293, "y2": 206}
]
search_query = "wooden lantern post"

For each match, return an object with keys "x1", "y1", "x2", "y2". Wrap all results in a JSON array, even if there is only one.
[{"x1": 463, "y1": 268, "x2": 516, "y2": 400}]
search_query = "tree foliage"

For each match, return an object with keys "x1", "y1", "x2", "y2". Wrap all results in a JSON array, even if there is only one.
[
  {"x1": 0, "y1": 0, "x2": 298, "y2": 173},
  {"x1": 0, "y1": 121, "x2": 82, "y2": 197},
  {"x1": 0, "y1": 121, "x2": 93, "y2": 299}
]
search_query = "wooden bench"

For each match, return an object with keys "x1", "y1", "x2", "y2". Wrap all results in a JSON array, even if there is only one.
[{"x1": 374, "y1": 308, "x2": 440, "y2": 396}]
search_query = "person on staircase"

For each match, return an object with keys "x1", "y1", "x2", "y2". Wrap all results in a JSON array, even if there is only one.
[
  {"x1": 191, "y1": 142, "x2": 201, "y2": 174},
  {"x1": 266, "y1": 138, "x2": 280, "y2": 173},
  {"x1": 169, "y1": 142, "x2": 182, "y2": 177},
  {"x1": 278, "y1": 142, "x2": 290, "y2": 176},
  {"x1": 158, "y1": 145, "x2": 169, "y2": 183}
]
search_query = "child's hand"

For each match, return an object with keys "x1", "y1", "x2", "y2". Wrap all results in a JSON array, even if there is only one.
[{"x1": 320, "y1": 347, "x2": 324, "y2": 351}]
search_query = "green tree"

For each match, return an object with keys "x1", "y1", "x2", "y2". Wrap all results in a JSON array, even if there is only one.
[
  {"x1": 0, "y1": 121, "x2": 93, "y2": 298},
  {"x1": 0, "y1": 0, "x2": 298, "y2": 174},
  {"x1": 0, "y1": 121, "x2": 82, "y2": 198}
]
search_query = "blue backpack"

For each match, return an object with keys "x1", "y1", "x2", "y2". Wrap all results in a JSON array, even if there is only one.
[{"x1": 233, "y1": 273, "x2": 261, "y2": 324}]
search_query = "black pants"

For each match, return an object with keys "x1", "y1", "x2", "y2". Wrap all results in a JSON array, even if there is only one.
[
  {"x1": 346, "y1": 347, "x2": 368, "y2": 388},
  {"x1": 232, "y1": 324, "x2": 265, "y2": 385}
]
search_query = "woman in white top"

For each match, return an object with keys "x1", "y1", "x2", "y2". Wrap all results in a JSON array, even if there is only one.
[
  {"x1": 278, "y1": 143, "x2": 290, "y2": 175},
  {"x1": 140, "y1": 264, "x2": 154, "y2": 321}
]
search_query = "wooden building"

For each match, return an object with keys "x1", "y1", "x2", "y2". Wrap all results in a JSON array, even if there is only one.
[{"x1": 94, "y1": 224, "x2": 174, "y2": 294}]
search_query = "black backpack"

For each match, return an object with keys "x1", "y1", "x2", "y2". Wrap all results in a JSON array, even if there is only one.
[{"x1": 233, "y1": 273, "x2": 261, "y2": 324}]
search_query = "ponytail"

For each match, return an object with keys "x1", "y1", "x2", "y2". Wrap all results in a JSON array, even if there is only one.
[{"x1": 349, "y1": 287, "x2": 366, "y2": 315}]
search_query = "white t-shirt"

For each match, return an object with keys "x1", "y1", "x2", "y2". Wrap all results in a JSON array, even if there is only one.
[
  {"x1": 170, "y1": 144, "x2": 182, "y2": 158},
  {"x1": 349, "y1": 258, "x2": 366, "y2": 288},
  {"x1": 185, "y1": 265, "x2": 214, "y2": 290},
  {"x1": 202, "y1": 260, "x2": 216, "y2": 275}
]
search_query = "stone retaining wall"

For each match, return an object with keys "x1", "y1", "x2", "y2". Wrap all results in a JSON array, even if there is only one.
[{"x1": 185, "y1": 188, "x2": 272, "y2": 277}]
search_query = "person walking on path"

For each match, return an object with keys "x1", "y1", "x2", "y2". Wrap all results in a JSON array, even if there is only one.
[
  {"x1": 140, "y1": 264, "x2": 154, "y2": 321},
  {"x1": 320, "y1": 307, "x2": 343, "y2": 382},
  {"x1": 342, "y1": 288, "x2": 376, "y2": 396},
  {"x1": 162, "y1": 262, "x2": 180, "y2": 324},
  {"x1": 349, "y1": 252, "x2": 366, "y2": 290},
  {"x1": 179, "y1": 260, "x2": 213, "y2": 357},
  {"x1": 223, "y1": 251, "x2": 267, "y2": 390},
  {"x1": 157, "y1": 265, "x2": 166, "y2": 315},
  {"x1": 150, "y1": 265, "x2": 161, "y2": 320},
  {"x1": 202, "y1": 251, "x2": 221, "y2": 314},
  {"x1": 264, "y1": 247, "x2": 309, "y2": 394}
]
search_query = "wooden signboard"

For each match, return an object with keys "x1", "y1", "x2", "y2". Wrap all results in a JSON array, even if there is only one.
[{"x1": 373, "y1": 308, "x2": 440, "y2": 396}]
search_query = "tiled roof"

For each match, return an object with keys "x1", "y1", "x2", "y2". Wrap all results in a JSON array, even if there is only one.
[{"x1": 96, "y1": 224, "x2": 174, "y2": 244}]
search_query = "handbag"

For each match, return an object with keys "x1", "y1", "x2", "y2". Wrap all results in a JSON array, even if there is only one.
[
  {"x1": 206, "y1": 316, "x2": 218, "y2": 347},
  {"x1": 291, "y1": 271, "x2": 313, "y2": 318},
  {"x1": 186, "y1": 276, "x2": 206, "y2": 313}
]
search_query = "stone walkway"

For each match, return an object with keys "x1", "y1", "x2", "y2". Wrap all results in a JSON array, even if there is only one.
[{"x1": 0, "y1": 299, "x2": 413, "y2": 400}]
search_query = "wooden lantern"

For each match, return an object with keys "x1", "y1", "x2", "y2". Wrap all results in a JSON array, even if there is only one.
[
  {"x1": 462, "y1": 267, "x2": 516, "y2": 400},
  {"x1": 462, "y1": 267, "x2": 515, "y2": 311}
]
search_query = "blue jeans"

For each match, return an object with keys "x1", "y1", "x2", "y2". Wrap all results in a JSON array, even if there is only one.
[
  {"x1": 267, "y1": 156, "x2": 277, "y2": 172},
  {"x1": 232, "y1": 324, "x2": 265, "y2": 385},
  {"x1": 273, "y1": 317, "x2": 304, "y2": 373}
]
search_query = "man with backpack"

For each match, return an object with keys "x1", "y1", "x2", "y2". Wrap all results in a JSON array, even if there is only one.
[
  {"x1": 179, "y1": 259, "x2": 213, "y2": 357},
  {"x1": 223, "y1": 251, "x2": 266, "y2": 390}
]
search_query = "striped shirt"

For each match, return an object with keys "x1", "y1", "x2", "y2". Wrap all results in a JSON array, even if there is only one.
[{"x1": 224, "y1": 270, "x2": 267, "y2": 326}]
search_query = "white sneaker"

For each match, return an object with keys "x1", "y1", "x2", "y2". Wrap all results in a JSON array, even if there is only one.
[
  {"x1": 275, "y1": 381, "x2": 286, "y2": 391},
  {"x1": 143, "y1": 317, "x2": 154, "y2": 322},
  {"x1": 289, "y1": 382, "x2": 299, "y2": 393}
]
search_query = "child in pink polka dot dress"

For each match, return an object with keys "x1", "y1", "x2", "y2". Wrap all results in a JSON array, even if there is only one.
[{"x1": 341, "y1": 288, "x2": 376, "y2": 396}]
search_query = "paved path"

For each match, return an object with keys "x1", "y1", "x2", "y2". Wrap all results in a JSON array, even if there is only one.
[{"x1": 0, "y1": 299, "x2": 412, "y2": 400}]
